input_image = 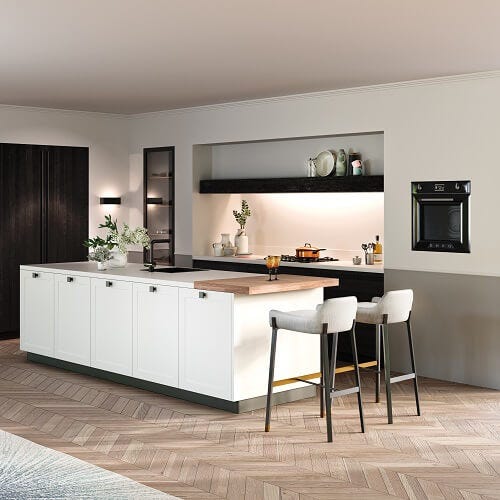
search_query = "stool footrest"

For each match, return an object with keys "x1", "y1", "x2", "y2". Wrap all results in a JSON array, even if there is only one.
[
  {"x1": 331, "y1": 386, "x2": 360, "y2": 398},
  {"x1": 293, "y1": 378, "x2": 321, "y2": 387},
  {"x1": 272, "y1": 360, "x2": 377, "y2": 388},
  {"x1": 390, "y1": 373, "x2": 416, "y2": 384}
]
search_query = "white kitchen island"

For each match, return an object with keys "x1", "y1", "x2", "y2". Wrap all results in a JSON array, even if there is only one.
[{"x1": 20, "y1": 262, "x2": 338, "y2": 412}]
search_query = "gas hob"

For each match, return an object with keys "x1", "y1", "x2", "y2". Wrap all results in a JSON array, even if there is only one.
[{"x1": 279, "y1": 255, "x2": 339, "y2": 263}]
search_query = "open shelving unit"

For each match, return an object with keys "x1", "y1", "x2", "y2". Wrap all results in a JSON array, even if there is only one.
[
  {"x1": 143, "y1": 147, "x2": 175, "y2": 264},
  {"x1": 199, "y1": 175, "x2": 383, "y2": 194}
]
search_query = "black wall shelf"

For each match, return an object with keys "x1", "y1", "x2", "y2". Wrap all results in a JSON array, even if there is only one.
[{"x1": 199, "y1": 175, "x2": 383, "y2": 194}]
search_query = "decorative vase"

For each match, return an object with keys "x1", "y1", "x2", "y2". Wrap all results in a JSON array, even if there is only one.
[
  {"x1": 220, "y1": 233, "x2": 232, "y2": 248},
  {"x1": 97, "y1": 261, "x2": 109, "y2": 271},
  {"x1": 234, "y1": 229, "x2": 249, "y2": 255},
  {"x1": 108, "y1": 249, "x2": 127, "y2": 268},
  {"x1": 335, "y1": 149, "x2": 347, "y2": 176}
]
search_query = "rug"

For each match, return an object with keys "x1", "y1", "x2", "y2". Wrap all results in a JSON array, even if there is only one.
[{"x1": 0, "y1": 429, "x2": 178, "y2": 499}]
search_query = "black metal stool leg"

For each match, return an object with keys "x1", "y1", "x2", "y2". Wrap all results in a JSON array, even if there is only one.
[
  {"x1": 375, "y1": 324, "x2": 381, "y2": 403},
  {"x1": 319, "y1": 350, "x2": 324, "y2": 418},
  {"x1": 350, "y1": 322, "x2": 365, "y2": 433},
  {"x1": 265, "y1": 320, "x2": 278, "y2": 432},
  {"x1": 406, "y1": 317, "x2": 421, "y2": 416},
  {"x1": 382, "y1": 316, "x2": 393, "y2": 424},
  {"x1": 321, "y1": 326, "x2": 333, "y2": 442},
  {"x1": 329, "y1": 331, "x2": 338, "y2": 392}
]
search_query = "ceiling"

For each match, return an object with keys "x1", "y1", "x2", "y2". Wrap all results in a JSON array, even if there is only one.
[{"x1": 1, "y1": 0, "x2": 500, "y2": 114}]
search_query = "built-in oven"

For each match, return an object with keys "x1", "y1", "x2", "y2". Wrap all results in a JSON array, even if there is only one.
[{"x1": 412, "y1": 180, "x2": 470, "y2": 253}]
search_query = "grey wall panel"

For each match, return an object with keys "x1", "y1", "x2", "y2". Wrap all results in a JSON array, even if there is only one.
[{"x1": 385, "y1": 269, "x2": 500, "y2": 390}]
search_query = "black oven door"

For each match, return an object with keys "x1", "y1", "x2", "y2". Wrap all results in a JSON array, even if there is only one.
[{"x1": 413, "y1": 194, "x2": 470, "y2": 252}]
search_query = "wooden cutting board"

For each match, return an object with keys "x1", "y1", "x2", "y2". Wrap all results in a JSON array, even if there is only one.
[{"x1": 194, "y1": 274, "x2": 339, "y2": 295}]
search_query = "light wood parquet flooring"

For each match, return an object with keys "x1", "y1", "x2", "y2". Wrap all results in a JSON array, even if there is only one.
[{"x1": 0, "y1": 339, "x2": 499, "y2": 499}]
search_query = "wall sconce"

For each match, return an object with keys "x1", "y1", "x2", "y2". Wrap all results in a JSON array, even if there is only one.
[
  {"x1": 100, "y1": 197, "x2": 121, "y2": 205},
  {"x1": 147, "y1": 197, "x2": 163, "y2": 205}
]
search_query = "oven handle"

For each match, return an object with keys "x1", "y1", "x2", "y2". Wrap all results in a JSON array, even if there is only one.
[{"x1": 418, "y1": 197, "x2": 456, "y2": 202}]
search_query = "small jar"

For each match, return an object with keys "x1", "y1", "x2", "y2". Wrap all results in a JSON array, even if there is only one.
[{"x1": 351, "y1": 160, "x2": 363, "y2": 176}]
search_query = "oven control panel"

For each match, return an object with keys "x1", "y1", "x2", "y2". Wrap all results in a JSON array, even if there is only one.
[
  {"x1": 412, "y1": 180, "x2": 470, "y2": 194},
  {"x1": 426, "y1": 242, "x2": 457, "y2": 251}
]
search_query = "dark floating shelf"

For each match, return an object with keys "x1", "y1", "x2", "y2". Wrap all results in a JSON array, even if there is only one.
[{"x1": 199, "y1": 175, "x2": 384, "y2": 194}]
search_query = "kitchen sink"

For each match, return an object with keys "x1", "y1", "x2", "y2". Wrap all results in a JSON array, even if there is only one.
[{"x1": 141, "y1": 267, "x2": 206, "y2": 273}]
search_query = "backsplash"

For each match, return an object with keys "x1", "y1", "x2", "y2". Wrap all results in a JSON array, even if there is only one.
[{"x1": 193, "y1": 192, "x2": 383, "y2": 259}]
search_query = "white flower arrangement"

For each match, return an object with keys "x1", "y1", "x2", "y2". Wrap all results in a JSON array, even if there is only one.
[
  {"x1": 88, "y1": 246, "x2": 111, "y2": 263},
  {"x1": 114, "y1": 224, "x2": 150, "y2": 253},
  {"x1": 84, "y1": 215, "x2": 151, "y2": 254}
]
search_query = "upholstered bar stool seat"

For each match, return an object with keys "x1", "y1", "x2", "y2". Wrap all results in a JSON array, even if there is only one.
[
  {"x1": 356, "y1": 289, "x2": 421, "y2": 424},
  {"x1": 269, "y1": 309, "x2": 322, "y2": 334},
  {"x1": 265, "y1": 297, "x2": 365, "y2": 443}
]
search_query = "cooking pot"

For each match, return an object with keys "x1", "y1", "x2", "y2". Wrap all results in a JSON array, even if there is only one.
[{"x1": 295, "y1": 243, "x2": 326, "y2": 260}]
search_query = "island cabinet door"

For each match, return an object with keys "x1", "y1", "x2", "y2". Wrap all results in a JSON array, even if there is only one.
[
  {"x1": 54, "y1": 274, "x2": 91, "y2": 366},
  {"x1": 178, "y1": 289, "x2": 233, "y2": 400},
  {"x1": 91, "y1": 278, "x2": 133, "y2": 376},
  {"x1": 133, "y1": 283, "x2": 179, "y2": 386},
  {"x1": 20, "y1": 270, "x2": 55, "y2": 356}
]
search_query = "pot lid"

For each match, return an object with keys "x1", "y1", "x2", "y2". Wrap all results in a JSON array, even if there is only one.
[{"x1": 296, "y1": 243, "x2": 322, "y2": 251}]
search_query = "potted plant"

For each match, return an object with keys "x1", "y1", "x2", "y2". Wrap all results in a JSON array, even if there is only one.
[
  {"x1": 87, "y1": 246, "x2": 111, "y2": 271},
  {"x1": 232, "y1": 199, "x2": 251, "y2": 255},
  {"x1": 84, "y1": 215, "x2": 150, "y2": 268}
]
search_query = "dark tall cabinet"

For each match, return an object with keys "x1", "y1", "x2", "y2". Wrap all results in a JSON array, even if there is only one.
[{"x1": 0, "y1": 143, "x2": 89, "y2": 336}]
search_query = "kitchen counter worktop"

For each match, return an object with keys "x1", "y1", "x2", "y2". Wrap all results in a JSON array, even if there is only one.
[
  {"x1": 20, "y1": 262, "x2": 337, "y2": 294},
  {"x1": 193, "y1": 255, "x2": 384, "y2": 274},
  {"x1": 194, "y1": 274, "x2": 339, "y2": 295},
  {"x1": 20, "y1": 262, "x2": 258, "y2": 288}
]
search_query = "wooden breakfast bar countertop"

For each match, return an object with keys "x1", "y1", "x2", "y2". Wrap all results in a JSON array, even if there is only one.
[{"x1": 193, "y1": 274, "x2": 339, "y2": 295}]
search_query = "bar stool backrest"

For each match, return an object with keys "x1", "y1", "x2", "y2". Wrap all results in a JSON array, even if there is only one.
[
  {"x1": 378, "y1": 289, "x2": 413, "y2": 324},
  {"x1": 319, "y1": 296, "x2": 357, "y2": 333}
]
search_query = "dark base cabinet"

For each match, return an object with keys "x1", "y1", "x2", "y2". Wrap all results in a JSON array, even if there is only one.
[
  {"x1": 0, "y1": 143, "x2": 89, "y2": 336},
  {"x1": 193, "y1": 259, "x2": 384, "y2": 362}
]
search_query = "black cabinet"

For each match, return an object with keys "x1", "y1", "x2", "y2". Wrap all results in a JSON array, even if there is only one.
[
  {"x1": 192, "y1": 258, "x2": 384, "y2": 362},
  {"x1": 0, "y1": 143, "x2": 89, "y2": 336},
  {"x1": 143, "y1": 147, "x2": 175, "y2": 264}
]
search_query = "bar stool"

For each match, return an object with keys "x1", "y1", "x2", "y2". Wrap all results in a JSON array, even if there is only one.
[
  {"x1": 356, "y1": 289, "x2": 421, "y2": 424},
  {"x1": 265, "y1": 296, "x2": 364, "y2": 442}
]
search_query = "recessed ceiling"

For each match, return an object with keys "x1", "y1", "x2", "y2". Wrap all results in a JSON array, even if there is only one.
[{"x1": 1, "y1": 0, "x2": 500, "y2": 114}]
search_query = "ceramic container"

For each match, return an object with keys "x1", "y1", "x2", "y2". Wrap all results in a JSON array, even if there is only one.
[{"x1": 213, "y1": 242, "x2": 224, "y2": 257}]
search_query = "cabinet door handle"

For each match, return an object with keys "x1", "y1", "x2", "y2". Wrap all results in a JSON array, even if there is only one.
[
  {"x1": 106, "y1": 281, "x2": 113, "y2": 287},
  {"x1": 149, "y1": 286, "x2": 157, "y2": 293},
  {"x1": 198, "y1": 291, "x2": 206, "y2": 298},
  {"x1": 32, "y1": 273, "x2": 39, "y2": 279},
  {"x1": 67, "y1": 276, "x2": 74, "y2": 283}
]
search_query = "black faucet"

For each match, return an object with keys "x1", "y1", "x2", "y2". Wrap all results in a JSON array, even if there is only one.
[{"x1": 144, "y1": 239, "x2": 170, "y2": 271}]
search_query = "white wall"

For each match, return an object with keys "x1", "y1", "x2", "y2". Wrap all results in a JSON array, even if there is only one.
[
  {"x1": 0, "y1": 105, "x2": 129, "y2": 237},
  {"x1": 128, "y1": 73, "x2": 500, "y2": 276},
  {"x1": 211, "y1": 133, "x2": 384, "y2": 178}
]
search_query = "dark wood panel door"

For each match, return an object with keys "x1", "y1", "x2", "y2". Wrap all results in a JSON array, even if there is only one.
[
  {"x1": 46, "y1": 146, "x2": 89, "y2": 263},
  {"x1": 0, "y1": 143, "x2": 44, "y2": 334}
]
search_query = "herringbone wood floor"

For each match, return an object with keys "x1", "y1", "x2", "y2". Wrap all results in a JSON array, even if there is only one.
[{"x1": 0, "y1": 340, "x2": 499, "y2": 499}]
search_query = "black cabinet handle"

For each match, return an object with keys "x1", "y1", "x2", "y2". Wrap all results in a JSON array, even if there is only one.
[
  {"x1": 106, "y1": 281, "x2": 113, "y2": 287},
  {"x1": 67, "y1": 276, "x2": 74, "y2": 283},
  {"x1": 198, "y1": 291, "x2": 207, "y2": 298},
  {"x1": 149, "y1": 286, "x2": 157, "y2": 293},
  {"x1": 32, "y1": 272, "x2": 39, "y2": 279}
]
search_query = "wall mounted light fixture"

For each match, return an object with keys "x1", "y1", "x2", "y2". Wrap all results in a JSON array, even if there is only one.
[
  {"x1": 100, "y1": 197, "x2": 121, "y2": 205},
  {"x1": 147, "y1": 197, "x2": 163, "y2": 205}
]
